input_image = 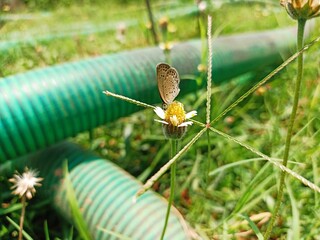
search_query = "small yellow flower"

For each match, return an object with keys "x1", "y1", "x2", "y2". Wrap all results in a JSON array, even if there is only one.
[
  {"x1": 280, "y1": 0, "x2": 320, "y2": 20},
  {"x1": 197, "y1": 64, "x2": 207, "y2": 73},
  {"x1": 158, "y1": 16, "x2": 169, "y2": 31},
  {"x1": 154, "y1": 101, "x2": 197, "y2": 139},
  {"x1": 9, "y1": 168, "x2": 43, "y2": 200}
]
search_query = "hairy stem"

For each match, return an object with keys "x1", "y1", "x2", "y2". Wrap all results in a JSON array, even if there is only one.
[{"x1": 264, "y1": 18, "x2": 306, "y2": 239}]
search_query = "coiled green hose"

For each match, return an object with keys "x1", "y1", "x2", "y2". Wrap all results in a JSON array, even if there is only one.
[
  {"x1": 12, "y1": 142, "x2": 192, "y2": 240},
  {"x1": 0, "y1": 27, "x2": 299, "y2": 162}
]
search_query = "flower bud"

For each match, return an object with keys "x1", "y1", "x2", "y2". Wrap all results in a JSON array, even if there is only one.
[
  {"x1": 281, "y1": 0, "x2": 320, "y2": 20},
  {"x1": 154, "y1": 102, "x2": 196, "y2": 140},
  {"x1": 162, "y1": 124, "x2": 187, "y2": 140},
  {"x1": 197, "y1": 64, "x2": 207, "y2": 73},
  {"x1": 158, "y1": 16, "x2": 169, "y2": 32}
]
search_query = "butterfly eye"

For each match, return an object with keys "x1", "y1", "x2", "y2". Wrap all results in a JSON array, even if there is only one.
[{"x1": 162, "y1": 103, "x2": 168, "y2": 110}]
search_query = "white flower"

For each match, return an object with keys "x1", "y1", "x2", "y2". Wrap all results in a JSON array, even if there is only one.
[
  {"x1": 159, "y1": 42, "x2": 173, "y2": 51},
  {"x1": 9, "y1": 168, "x2": 43, "y2": 200},
  {"x1": 154, "y1": 102, "x2": 197, "y2": 127},
  {"x1": 154, "y1": 101, "x2": 197, "y2": 139}
]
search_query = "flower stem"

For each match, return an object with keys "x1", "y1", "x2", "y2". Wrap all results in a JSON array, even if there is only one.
[
  {"x1": 160, "y1": 139, "x2": 178, "y2": 240},
  {"x1": 136, "y1": 128, "x2": 206, "y2": 198},
  {"x1": 19, "y1": 195, "x2": 26, "y2": 240},
  {"x1": 145, "y1": 0, "x2": 158, "y2": 45},
  {"x1": 264, "y1": 18, "x2": 306, "y2": 239},
  {"x1": 206, "y1": 130, "x2": 212, "y2": 184}
]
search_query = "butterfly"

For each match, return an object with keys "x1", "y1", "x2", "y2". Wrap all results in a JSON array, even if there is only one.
[{"x1": 156, "y1": 63, "x2": 180, "y2": 109}]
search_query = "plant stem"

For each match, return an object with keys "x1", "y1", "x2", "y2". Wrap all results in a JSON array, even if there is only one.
[
  {"x1": 264, "y1": 18, "x2": 306, "y2": 239},
  {"x1": 206, "y1": 130, "x2": 211, "y2": 184},
  {"x1": 206, "y1": 15, "x2": 213, "y2": 185},
  {"x1": 164, "y1": 48, "x2": 171, "y2": 65},
  {"x1": 19, "y1": 195, "x2": 26, "y2": 240},
  {"x1": 136, "y1": 128, "x2": 206, "y2": 197},
  {"x1": 160, "y1": 139, "x2": 178, "y2": 240},
  {"x1": 145, "y1": 0, "x2": 159, "y2": 45}
]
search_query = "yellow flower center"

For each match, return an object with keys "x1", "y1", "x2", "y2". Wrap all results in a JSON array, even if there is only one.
[{"x1": 164, "y1": 101, "x2": 186, "y2": 126}]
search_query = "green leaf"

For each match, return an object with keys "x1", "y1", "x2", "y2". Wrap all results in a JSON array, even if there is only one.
[
  {"x1": 240, "y1": 214, "x2": 264, "y2": 240},
  {"x1": 6, "y1": 216, "x2": 33, "y2": 240},
  {"x1": 63, "y1": 160, "x2": 92, "y2": 240}
]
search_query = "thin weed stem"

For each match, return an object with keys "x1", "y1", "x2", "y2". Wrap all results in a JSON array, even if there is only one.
[
  {"x1": 191, "y1": 119, "x2": 320, "y2": 194},
  {"x1": 206, "y1": 15, "x2": 213, "y2": 184},
  {"x1": 145, "y1": 0, "x2": 158, "y2": 45},
  {"x1": 208, "y1": 125, "x2": 320, "y2": 193},
  {"x1": 160, "y1": 139, "x2": 178, "y2": 240},
  {"x1": 206, "y1": 15, "x2": 212, "y2": 124},
  {"x1": 135, "y1": 128, "x2": 206, "y2": 198},
  {"x1": 206, "y1": 130, "x2": 211, "y2": 184},
  {"x1": 210, "y1": 34, "x2": 320, "y2": 126},
  {"x1": 18, "y1": 195, "x2": 26, "y2": 240},
  {"x1": 264, "y1": 18, "x2": 307, "y2": 239},
  {"x1": 103, "y1": 90, "x2": 155, "y2": 109}
]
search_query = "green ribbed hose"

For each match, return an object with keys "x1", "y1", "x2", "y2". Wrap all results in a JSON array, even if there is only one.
[
  {"x1": 0, "y1": 27, "x2": 299, "y2": 161},
  {"x1": 11, "y1": 142, "x2": 191, "y2": 240}
]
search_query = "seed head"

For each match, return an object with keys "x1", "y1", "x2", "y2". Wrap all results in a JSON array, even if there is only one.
[{"x1": 9, "y1": 168, "x2": 43, "y2": 200}]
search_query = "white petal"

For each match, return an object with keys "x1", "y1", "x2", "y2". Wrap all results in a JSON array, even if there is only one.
[
  {"x1": 154, "y1": 107, "x2": 165, "y2": 119},
  {"x1": 154, "y1": 119, "x2": 169, "y2": 125},
  {"x1": 178, "y1": 121, "x2": 193, "y2": 127},
  {"x1": 185, "y1": 110, "x2": 197, "y2": 119}
]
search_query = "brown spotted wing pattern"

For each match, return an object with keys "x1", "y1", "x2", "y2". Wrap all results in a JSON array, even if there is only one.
[{"x1": 156, "y1": 63, "x2": 180, "y2": 106}]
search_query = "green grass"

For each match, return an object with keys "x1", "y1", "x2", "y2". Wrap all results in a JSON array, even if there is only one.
[{"x1": 1, "y1": 0, "x2": 320, "y2": 239}]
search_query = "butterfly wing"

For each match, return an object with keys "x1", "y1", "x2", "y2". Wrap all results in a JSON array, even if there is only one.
[
  {"x1": 156, "y1": 63, "x2": 180, "y2": 105},
  {"x1": 162, "y1": 67, "x2": 180, "y2": 104},
  {"x1": 156, "y1": 63, "x2": 171, "y2": 103}
]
